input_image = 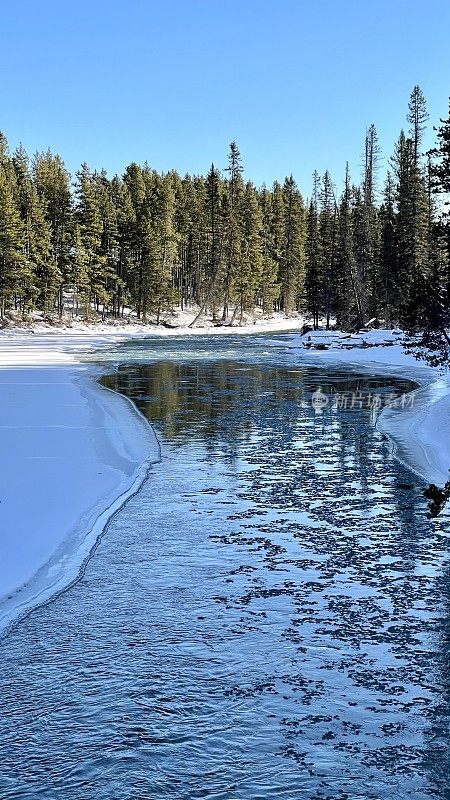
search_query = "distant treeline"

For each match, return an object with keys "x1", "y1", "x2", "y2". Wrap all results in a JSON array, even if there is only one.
[{"x1": 0, "y1": 85, "x2": 449, "y2": 334}]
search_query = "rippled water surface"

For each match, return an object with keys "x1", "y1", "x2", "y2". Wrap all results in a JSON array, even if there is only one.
[{"x1": 1, "y1": 333, "x2": 450, "y2": 799}]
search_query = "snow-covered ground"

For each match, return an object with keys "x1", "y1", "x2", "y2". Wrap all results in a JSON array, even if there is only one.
[
  {"x1": 0, "y1": 307, "x2": 304, "y2": 337},
  {"x1": 0, "y1": 322, "x2": 449, "y2": 635},
  {"x1": 0, "y1": 331, "x2": 163, "y2": 635}
]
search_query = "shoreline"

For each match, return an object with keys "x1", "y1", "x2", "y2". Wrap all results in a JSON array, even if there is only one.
[
  {"x1": 0, "y1": 341, "x2": 161, "y2": 636},
  {"x1": 1, "y1": 323, "x2": 448, "y2": 636}
]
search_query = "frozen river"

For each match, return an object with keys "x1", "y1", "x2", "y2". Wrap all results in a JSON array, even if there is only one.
[{"x1": 1, "y1": 333, "x2": 450, "y2": 799}]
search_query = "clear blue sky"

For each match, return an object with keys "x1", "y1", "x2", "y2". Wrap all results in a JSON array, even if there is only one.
[{"x1": 1, "y1": 0, "x2": 450, "y2": 197}]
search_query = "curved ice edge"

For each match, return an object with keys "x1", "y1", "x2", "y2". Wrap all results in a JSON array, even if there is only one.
[
  {"x1": 376, "y1": 375, "x2": 450, "y2": 489},
  {"x1": 280, "y1": 337, "x2": 450, "y2": 489},
  {"x1": 314, "y1": 356, "x2": 450, "y2": 488},
  {"x1": 0, "y1": 368, "x2": 161, "y2": 640}
]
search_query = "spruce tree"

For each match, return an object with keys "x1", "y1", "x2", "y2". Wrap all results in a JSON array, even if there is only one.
[
  {"x1": 205, "y1": 164, "x2": 224, "y2": 319},
  {"x1": 0, "y1": 167, "x2": 25, "y2": 316},
  {"x1": 304, "y1": 172, "x2": 322, "y2": 328},
  {"x1": 281, "y1": 175, "x2": 305, "y2": 314},
  {"x1": 235, "y1": 181, "x2": 263, "y2": 323},
  {"x1": 223, "y1": 142, "x2": 244, "y2": 321},
  {"x1": 75, "y1": 164, "x2": 116, "y2": 318},
  {"x1": 318, "y1": 170, "x2": 337, "y2": 328},
  {"x1": 270, "y1": 181, "x2": 286, "y2": 311},
  {"x1": 336, "y1": 164, "x2": 361, "y2": 328},
  {"x1": 378, "y1": 171, "x2": 397, "y2": 327},
  {"x1": 33, "y1": 151, "x2": 73, "y2": 316},
  {"x1": 110, "y1": 175, "x2": 135, "y2": 317},
  {"x1": 258, "y1": 186, "x2": 280, "y2": 314}
]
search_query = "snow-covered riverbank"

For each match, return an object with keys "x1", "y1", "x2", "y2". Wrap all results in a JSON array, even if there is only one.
[
  {"x1": 0, "y1": 322, "x2": 449, "y2": 636},
  {"x1": 0, "y1": 333, "x2": 162, "y2": 635}
]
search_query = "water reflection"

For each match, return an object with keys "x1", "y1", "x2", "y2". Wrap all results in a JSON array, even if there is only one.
[
  {"x1": 0, "y1": 348, "x2": 449, "y2": 799},
  {"x1": 101, "y1": 360, "x2": 414, "y2": 448}
]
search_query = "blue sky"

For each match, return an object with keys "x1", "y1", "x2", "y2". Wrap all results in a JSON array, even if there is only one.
[{"x1": 1, "y1": 0, "x2": 449, "y2": 197}]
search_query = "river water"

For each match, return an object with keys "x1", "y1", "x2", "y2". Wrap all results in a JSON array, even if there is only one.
[{"x1": 1, "y1": 333, "x2": 450, "y2": 799}]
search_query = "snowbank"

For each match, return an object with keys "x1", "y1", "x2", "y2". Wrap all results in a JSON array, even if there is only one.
[
  {"x1": 0, "y1": 330, "x2": 162, "y2": 635},
  {"x1": 276, "y1": 329, "x2": 450, "y2": 487},
  {"x1": 0, "y1": 308, "x2": 305, "y2": 338}
]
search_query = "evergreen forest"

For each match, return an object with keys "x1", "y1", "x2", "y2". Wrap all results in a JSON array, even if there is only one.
[{"x1": 1, "y1": 86, "x2": 450, "y2": 343}]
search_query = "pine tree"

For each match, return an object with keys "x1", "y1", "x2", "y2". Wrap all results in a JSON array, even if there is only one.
[
  {"x1": 280, "y1": 175, "x2": 305, "y2": 314},
  {"x1": 205, "y1": 164, "x2": 224, "y2": 319},
  {"x1": 304, "y1": 173, "x2": 322, "y2": 328},
  {"x1": 0, "y1": 167, "x2": 25, "y2": 316},
  {"x1": 336, "y1": 164, "x2": 361, "y2": 328},
  {"x1": 352, "y1": 124, "x2": 380, "y2": 322},
  {"x1": 133, "y1": 170, "x2": 178, "y2": 324},
  {"x1": 318, "y1": 170, "x2": 337, "y2": 328},
  {"x1": 408, "y1": 85, "x2": 429, "y2": 170},
  {"x1": 13, "y1": 145, "x2": 57, "y2": 312},
  {"x1": 123, "y1": 162, "x2": 147, "y2": 318},
  {"x1": 33, "y1": 151, "x2": 73, "y2": 315},
  {"x1": 429, "y1": 96, "x2": 450, "y2": 272},
  {"x1": 223, "y1": 142, "x2": 244, "y2": 321},
  {"x1": 110, "y1": 175, "x2": 135, "y2": 317},
  {"x1": 378, "y1": 171, "x2": 397, "y2": 327},
  {"x1": 75, "y1": 164, "x2": 115, "y2": 318},
  {"x1": 258, "y1": 186, "x2": 280, "y2": 314},
  {"x1": 412, "y1": 100, "x2": 450, "y2": 363},
  {"x1": 29, "y1": 188, "x2": 59, "y2": 313},
  {"x1": 234, "y1": 181, "x2": 263, "y2": 323},
  {"x1": 150, "y1": 173, "x2": 178, "y2": 323},
  {"x1": 270, "y1": 181, "x2": 286, "y2": 311},
  {"x1": 172, "y1": 173, "x2": 202, "y2": 310},
  {"x1": 392, "y1": 125, "x2": 429, "y2": 328}
]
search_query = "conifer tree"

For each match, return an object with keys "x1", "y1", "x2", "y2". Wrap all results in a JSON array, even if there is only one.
[
  {"x1": 280, "y1": 175, "x2": 305, "y2": 314},
  {"x1": 336, "y1": 164, "x2": 361, "y2": 328},
  {"x1": 392, "y1": 125, "x2": 429, "y2": 327},
  {"x1": 28, "y1": 187, "x2": 59, "y2": 313},
  {"x1": 75, "y1": 164, "x2": 114, "y2": 317},
  {"x1": 33, "y1": 151, "x2": 73, "y2": 315},
  {"x1": 378, "y1": 171, "x2": 397, "y2": 327},
  {"x1": 270, "y1": 181, "x2": 286, "y2": 311},
  {"x1": 258, "y1": 186, "x2": 280, "y2": 314},
  {"x1": 234, "y1": 181, "x2": 263, "y2": 323},
  {"x1": 352, "y1": 124, "x2": 380, "y2": 322},
  {"x1": 150, "y1": 173, "x2": 178, "y2": 323},
  {"x1": 123, "y1": 162, "x2": 147, "y2": 318},
  {"x1": 408, "y1": 85, "x2": 429, "y2": 169},
  {"x1": 304, "y1": 172, "x2": 322, "y2": 328},
  {"x1": 205, "y1": 164, "x2": 224, "y2": 319},
  {"x1": 222, "y1": 142, "x2": 244, "y2": 321},
  {"x1": 318, "y1": 170, "x2": 337, "y2": 327},
  {"x1": 110, "y1": 175, "x2": 135, "y2": 316},
  {"x1": 0, "y1": 167, "x2": 25, "y2": 316},
  {"x1": 12, "y1": 146, "x2": 57, "y2": 312}
]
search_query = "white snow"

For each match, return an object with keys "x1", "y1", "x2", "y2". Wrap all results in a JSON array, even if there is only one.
[
  {"x1": 0, "y1": 330, "x2": 162, "y2": 635},
  {"x1": 1, "y1": 321, "x2": 449, "y2": 635}
]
